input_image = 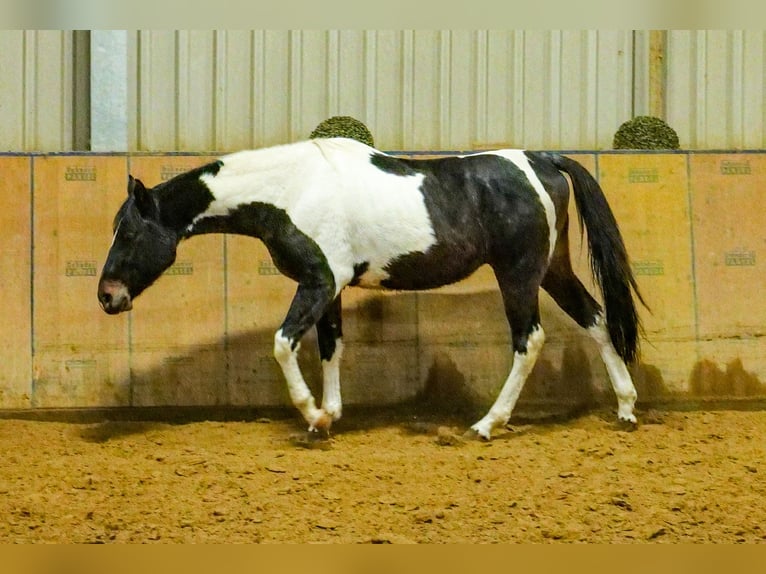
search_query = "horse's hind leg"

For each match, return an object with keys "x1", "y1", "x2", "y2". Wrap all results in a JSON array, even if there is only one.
[
  {"x1": 274, "y1": 283, "x2": 336, "y2": 432},
  {"x1": 471, "y1": 269, "x2": 546, "y2": 440},
  {"x1": 316, "y1": 294, "x2": 343, "y2": 422},
  {"x1": 586, "y1": 314, "x2": 637, "y2": 423},
  {"x1": 541, "y1": 258, "x2": 637, "y2": 423}
]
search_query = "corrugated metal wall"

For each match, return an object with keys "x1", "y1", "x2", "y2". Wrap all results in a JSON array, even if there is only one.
[
  {"x1": 666, "y1": 30, "x2": 766, "y2": 149},
  {"x1": 1, "y1": 30, "x2": 765, "y2": 152},
  {"x1": 0, "y1": 30, "x2": 73, "y2": 151},
  {"x1": 131, "y1": 30, "x2": 638, "y2": 151}
]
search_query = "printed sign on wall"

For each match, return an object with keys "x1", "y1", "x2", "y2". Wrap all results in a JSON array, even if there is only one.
[{"x1": 689, "y1": 154, "x2": 765, "y2": 339}]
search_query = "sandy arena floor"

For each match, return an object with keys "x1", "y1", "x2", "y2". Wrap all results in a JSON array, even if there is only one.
[{"x1": 1, "y1": 407, "x2": 765, "y2": 543}]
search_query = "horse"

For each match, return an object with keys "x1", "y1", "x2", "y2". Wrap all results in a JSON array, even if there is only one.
[{"x1": 97, "y1": 137, "x2": 645, "y2": 440}]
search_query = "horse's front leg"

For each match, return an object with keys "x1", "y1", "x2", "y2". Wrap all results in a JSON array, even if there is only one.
[
  {"x1": 316, "y1": 295, "x2": 343, "y2": 422},
  {"x1": 273, "y1": 283, "x2": 336, "y2": 432}
]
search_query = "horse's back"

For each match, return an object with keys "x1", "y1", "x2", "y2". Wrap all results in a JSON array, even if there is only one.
[{"x1": 212, "y1": 140, "x2": 571, "y2": 292}]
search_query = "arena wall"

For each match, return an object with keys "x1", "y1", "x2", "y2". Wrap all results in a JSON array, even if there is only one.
[{"x1": 0, "y1": 150, "x2": 763, "y2": 415}]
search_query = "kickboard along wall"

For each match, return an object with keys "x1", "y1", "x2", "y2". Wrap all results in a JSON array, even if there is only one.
[{"x1": 0, "y1": 150, "x2": 764, "y2": 414}]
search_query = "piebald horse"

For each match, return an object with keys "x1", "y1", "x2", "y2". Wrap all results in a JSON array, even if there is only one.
[{"x1": 98, "y1": 138, "x2": 644, "y2": 439}]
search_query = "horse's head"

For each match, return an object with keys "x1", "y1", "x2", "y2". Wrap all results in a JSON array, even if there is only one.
[{"x1": 97, "y1": 176, "x2": 179, "y2": 314}]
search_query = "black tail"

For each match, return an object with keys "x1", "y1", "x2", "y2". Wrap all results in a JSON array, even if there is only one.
[{"x1": 549, "y1": 153, "x2": 646, "y2": 363}]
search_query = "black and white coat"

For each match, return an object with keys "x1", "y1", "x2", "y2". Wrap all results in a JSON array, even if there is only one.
[{"x1": 99, "y1": 137, "x2": 643, "y2": 439}]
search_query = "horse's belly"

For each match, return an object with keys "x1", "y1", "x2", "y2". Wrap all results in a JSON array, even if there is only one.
[
  {"x1": 358, "y1": 248, "x2": 483, "y2": 291},
  {"x1": 352, "y1": 265, "x2": 391, "y2": 289}
]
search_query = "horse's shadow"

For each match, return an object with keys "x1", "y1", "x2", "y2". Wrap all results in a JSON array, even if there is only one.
[
  {"x1": 85, "y1": 289, "x2": 667, "y2": 442},
  {"x1": 79, "y1": 420, "x2": 170, "y2": 443}
]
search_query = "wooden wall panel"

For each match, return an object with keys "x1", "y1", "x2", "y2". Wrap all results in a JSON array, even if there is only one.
[
  {"x1": 0, "y1": 157, "x2": 32, "y2": 407},
  {"x1": 2, "y1": 150, "x2": 764, "y2": 410},
  {"x1": 32, "y1": 156, "x2": 130, "y2": 407}
]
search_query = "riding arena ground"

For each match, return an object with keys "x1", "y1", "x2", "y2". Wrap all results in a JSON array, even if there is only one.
[{"x1": 1, "y1": 405, "x2": 764, "y2": 543}]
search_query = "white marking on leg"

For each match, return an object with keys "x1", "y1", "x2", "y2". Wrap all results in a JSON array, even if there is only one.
[
  {"x1": 471, "y1": 326, "x2": 546, "y2": 439},
  {"x1": 273, "y1": 330, "x2": 328, "y2": 430},
  {"x1": 588, "y1": 314, "x2": 637, "y2": 423},
  {"x1": 321, "y1": 338, "x2": 343, "y2": 421}
]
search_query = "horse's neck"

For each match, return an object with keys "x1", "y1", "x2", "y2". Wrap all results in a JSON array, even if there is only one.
[{"x1": 156, "y1": 174, "x2": 217, "y2": 235}]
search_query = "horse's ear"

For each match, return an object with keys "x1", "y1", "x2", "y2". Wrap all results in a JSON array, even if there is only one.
[
  {"x1": 129, "y1": 176, "x2": 158, "y2": 219},
  {"x1": 127, "y1": 175, "x2": 143, "y2": 196}
]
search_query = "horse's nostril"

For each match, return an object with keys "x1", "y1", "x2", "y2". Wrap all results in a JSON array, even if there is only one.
[{"x1": 98, "y1": 280, "x2": 131, "y2": 314}]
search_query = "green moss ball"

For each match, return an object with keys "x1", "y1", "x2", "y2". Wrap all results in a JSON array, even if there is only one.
[
  {"x1": 613, "y1": 116, "x2": 680, "y2": 150},
  {"x1": 309, "y1": 116, "x2": 375, "y2": 147}
]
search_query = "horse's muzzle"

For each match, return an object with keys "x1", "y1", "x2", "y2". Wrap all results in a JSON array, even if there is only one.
[{"x1": 98, "y1": 279, "x2": 133, "y2": 314}]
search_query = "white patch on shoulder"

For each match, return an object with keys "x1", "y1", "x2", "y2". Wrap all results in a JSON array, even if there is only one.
[
  {"x1": 318, "y1": 141, "x2": 436, "y2": 288},
  {"x1": 484, "y1": 150, "x2": 557, "y2": 260},
  {"x1": 195, "y1": 139, "x2": 437, "y2": 293}
]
